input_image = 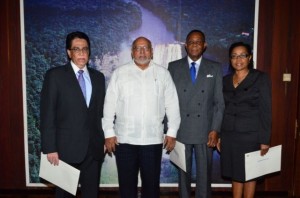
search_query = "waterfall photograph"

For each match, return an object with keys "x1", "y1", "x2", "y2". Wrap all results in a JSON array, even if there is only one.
[{"x1": 22, "y1": 0, "x2": 256, "y2": 187}]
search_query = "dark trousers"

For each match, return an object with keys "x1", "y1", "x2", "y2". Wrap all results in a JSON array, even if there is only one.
[
  {"x1": 115, "y1": 143, "x2": 163, "y2": 198},
  {"x1": 55, "y1": 149, "x2": 102, "y2": 198},
  {"x1": 179, "y1": 144, "x2": 213, "y2": 198}
]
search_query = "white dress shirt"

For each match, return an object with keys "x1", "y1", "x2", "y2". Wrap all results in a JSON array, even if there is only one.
[
  {"x1": 188, "y1": 56, "x2": 203, "y2": 78},
  {"x1": 102, "y1": 61, "x2": 181, "y2": 145}
]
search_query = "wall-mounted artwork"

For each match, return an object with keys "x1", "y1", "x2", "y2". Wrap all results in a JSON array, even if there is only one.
[{"x1": 21, "y1": 0, "x2": 258, "y2": 187}]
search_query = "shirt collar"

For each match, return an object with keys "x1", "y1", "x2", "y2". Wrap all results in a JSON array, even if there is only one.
[
  {"x1": 187, "y1": 56, "x2": 202, "y2": 68},
  {"x1": 132, "y1": 60, "x2": 153, "y2": 70},
  {"x1": 70, "y1": 61, "x2": 89, "y2": 75}
]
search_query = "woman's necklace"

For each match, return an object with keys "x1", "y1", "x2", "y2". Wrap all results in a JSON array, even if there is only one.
[{"x1": 233, "y1": 70, "x2": 249, "y2": 87}]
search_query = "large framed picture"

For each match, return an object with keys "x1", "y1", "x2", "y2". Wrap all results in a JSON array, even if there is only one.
[{"x1": 21, "y1": 0, "x2": 258, "y2": 187}]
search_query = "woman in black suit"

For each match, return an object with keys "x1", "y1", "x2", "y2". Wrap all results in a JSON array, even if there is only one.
[{"x1": 217, "y1": 42, "x2": 272, "y2": 198}]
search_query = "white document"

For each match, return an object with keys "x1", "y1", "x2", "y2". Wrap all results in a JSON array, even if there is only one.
[
  {"x1": 39, "y1": 153, "x2": 80, "y2": 195},
  {"x1": 169, "y1": 141, "x2": 186, "y2": 172},
  {"x1": 245, "y1": 145, "x2": 282, "y2": 181}
]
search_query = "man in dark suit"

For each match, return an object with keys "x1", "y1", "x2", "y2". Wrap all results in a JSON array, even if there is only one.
[
  {"x1": 40, "y1": 31, "x2": 105, "y2": 198},
  {"x1": 168, "y1": 29, "x2": 225, "y2": 198}
]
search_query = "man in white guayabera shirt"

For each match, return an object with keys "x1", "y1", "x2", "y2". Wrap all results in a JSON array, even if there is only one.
[{"x1": 102, "y1": 37, "x2": 181, "y2": 198}]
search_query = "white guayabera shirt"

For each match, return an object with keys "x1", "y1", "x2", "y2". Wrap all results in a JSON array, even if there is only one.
[{"x1": 102, "y1": 61, "x2": 181, "y2": 145}]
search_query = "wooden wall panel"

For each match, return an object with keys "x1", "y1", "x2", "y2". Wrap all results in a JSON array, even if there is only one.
[
  {"x1": 0, "y1": 0, "x2": 25, "y2": 189},
  {"x1": 289, "y1": 0, "x2": 300, "y2": 196},
  {"x1": 256, "y1": 0, "x2": 282, "y2": 191},
  {"x1": 256, "y1": 0, "x2": 300, "y2": 194}
]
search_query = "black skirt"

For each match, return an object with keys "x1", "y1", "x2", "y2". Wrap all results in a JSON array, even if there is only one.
[{"x1": 220, "y1": 130, "x2": 260, "y2": 182}]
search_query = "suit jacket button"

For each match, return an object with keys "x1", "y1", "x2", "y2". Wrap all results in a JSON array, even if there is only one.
[
  {"x1": 197, "y1": 115, "x2": 200, "y2": 117},
  {"x1": 186, "y1": 114, "x2": 190, "y2": 117}
]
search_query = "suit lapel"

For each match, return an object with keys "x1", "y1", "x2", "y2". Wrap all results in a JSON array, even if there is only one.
[
  {"x1": 65, "y1": 63, "x2": 88, "y2": 108},
  {"x1": 236, "y1": 69, "x2": 260, "y2": 90},
  {"x1": 179, "y1": 58, "x2": 196, "y2": 100},
  {"x1": 194, "y1": 59, "x2": 209, "y2": 87},
  {"x1": 87, "y1": 68, "x2": 96, "y2": 108},
  {"x1": 181, "y1": 58, "x2": 193, "y2": 84},
  {"x1": 187, "y1": 58, "x2": 210, "y2": 100}
]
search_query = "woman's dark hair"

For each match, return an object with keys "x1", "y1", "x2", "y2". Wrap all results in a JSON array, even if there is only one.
[
  {"x1": 66, "y1": 31, "x2": 91, "y2": 59},
  {"x1": 229, "y1": 42, "x2": 254, "y2": 70}
]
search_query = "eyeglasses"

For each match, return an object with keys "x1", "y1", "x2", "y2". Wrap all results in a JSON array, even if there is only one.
[
  {"x1": 187, "y1": 40, "x2": 204, "y2": 46},
  {"x1": 70, "y1": 47, "x2": 89, "y2": 54},
  {"x1": 133, "y1": 46, "x2": 151, "y2": 52},
  {"x1": 230, "y1": 54, "x2": 249, "y2": 59}
]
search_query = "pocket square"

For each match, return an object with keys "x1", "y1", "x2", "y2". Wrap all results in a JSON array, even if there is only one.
[{"x1": 206, "y1": 74, "x2": 213, "y2": 78}]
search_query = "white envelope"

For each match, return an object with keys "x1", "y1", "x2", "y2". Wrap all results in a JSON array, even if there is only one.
[
  {"x1": 39, "y1": 153, "x2": 80, "y2": 195},
  {"x1": 245, "y1": 145, "x2": 282, "y2": 181},
  {"x1": 169, "y1": 141, "x2": 186, "y2": 172}
]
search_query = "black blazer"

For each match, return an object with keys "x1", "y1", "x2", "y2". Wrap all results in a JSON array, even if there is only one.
[
  {"x1": 221, "y1": 69, "x2": 272, "y2": 144},
  {"x1": 40, "y1": 63, "x2": 105, "y2": 163}
]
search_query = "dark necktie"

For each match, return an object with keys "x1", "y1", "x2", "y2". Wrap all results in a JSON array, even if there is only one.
[
  {"x1": 77, "y1": 70, "x2": 86, "y2": 100},
  {"x1": 190, "y1": 62, "x2": 196, "y2": 84}
]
